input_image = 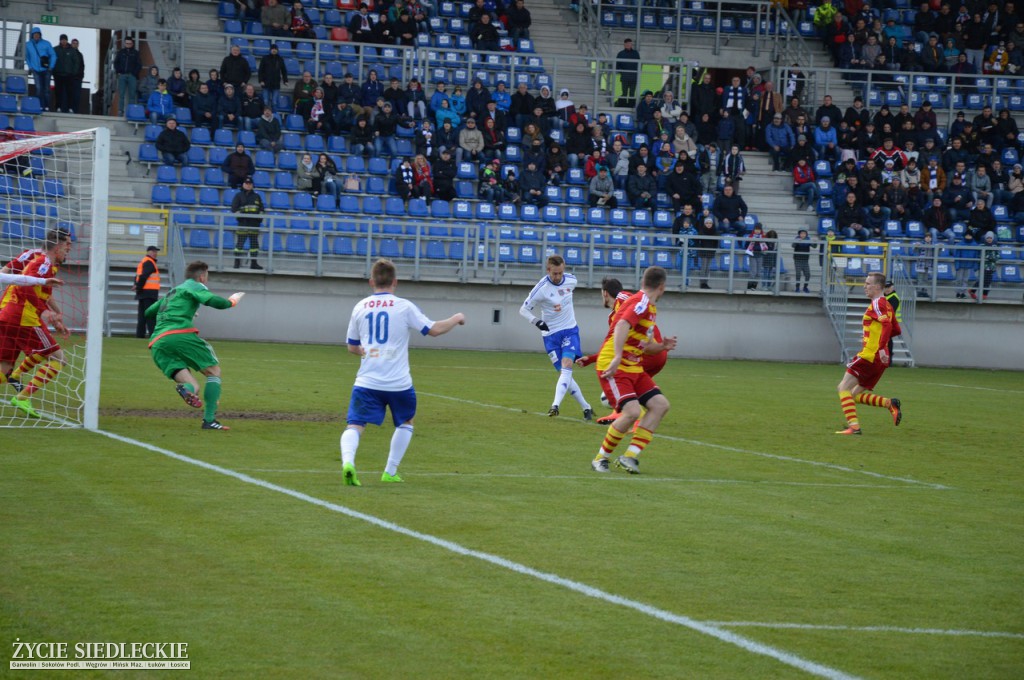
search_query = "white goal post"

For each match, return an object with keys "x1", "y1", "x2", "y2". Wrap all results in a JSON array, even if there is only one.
[{"x1": 0, "y1": 126, "x2": 108, "y2": 429}]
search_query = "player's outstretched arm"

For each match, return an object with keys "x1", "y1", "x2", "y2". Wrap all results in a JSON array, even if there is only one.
[
  {"x1": 518, "y1": 302, "x2": 548, "y2": 330},
  {"x1": 646, "y1": 335, "x2": 678, "y2": 353},
  {"x1": 0, "y1": 273, "x2": 61, "y2": 287},
  {"x1": 228, "y1": 292, "x2": 245, "y2": 306},
  {"x1": 428, "y1": 312, "x2": 466, "y2": 337}
]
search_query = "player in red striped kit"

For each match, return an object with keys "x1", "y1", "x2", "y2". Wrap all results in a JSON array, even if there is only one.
[
  {"x1": 577, "y1": 277, "x2": 669, "y2": 424},
  {"x1": 591, "y1": 267, "x2": 677, "y2": 474},
  {"x1": 835, "y1": 271, "x2": 903, "y2": 435},
  {"x1": 0, "y1": 229, "x2": 72, "y2": 417}
]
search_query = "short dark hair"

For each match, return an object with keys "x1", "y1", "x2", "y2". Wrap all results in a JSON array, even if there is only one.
[
  {"x1": 601, "y1": 277, "x2": 623, "y2": 298},
  {"x1": 185, "y1": 261, "x2": 209, "y2": 280},
  {"x1": 546, "y1": 254, "x2": 564, "y2": 268},
  {"x1": 371, "y1": 258, "x2": 397, "y2": 288},
  {"x1": 45, "y1": 228, "x2": 71, "y2": 249}
]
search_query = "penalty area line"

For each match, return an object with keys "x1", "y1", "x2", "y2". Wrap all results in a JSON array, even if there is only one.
[
  {"x1": 419, "y1": 392, "x2": 951, "y2": 491},
  {"x1": 96, "y1": 428, "x2": 861, "y2": 680}
]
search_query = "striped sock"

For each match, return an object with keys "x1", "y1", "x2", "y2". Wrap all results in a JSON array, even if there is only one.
[
  {"x1": 597, "y1": 424, "x2": 627, "y2": 459},
  {"x1": 839, "y1": 390, "x2": 859, "y2": 428},
  {"x1": 12, "y1": 354, "x2": 43, "y2": 381},
  {"x1": 21, "y1": 359, "x2": 61, "y2": 397},
  {"x1": 203, "y1": 376, "x2": 222, "y2": 421},
  {"x1": 855, "y1": 393, "x2": 890, "y2": 408},
  {"x1": 626, "y1": 426, "x2": 654, "y2": 458}
]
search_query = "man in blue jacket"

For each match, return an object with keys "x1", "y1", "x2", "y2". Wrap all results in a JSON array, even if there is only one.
[
  {"x1": 25, "y1": 28, "x2": 57, "y2": 111},
  {"x1": 765, "y1": 113, "x2": 796, "y2": 171}
]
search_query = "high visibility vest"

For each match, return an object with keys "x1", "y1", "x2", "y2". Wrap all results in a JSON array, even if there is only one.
[
  {"x1": 136, "y1": 255, "x2": 161, "y2": 293},
  {"x1": 885, "y1": 291, "x2": 902, "y2": 322}
]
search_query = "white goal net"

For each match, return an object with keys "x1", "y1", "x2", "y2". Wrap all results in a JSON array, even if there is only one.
[{"x1": 0, "y1": 127, "x2": 108, "y2": 428}]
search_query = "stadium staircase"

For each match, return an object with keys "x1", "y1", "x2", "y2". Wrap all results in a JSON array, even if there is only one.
[{"x1": 822, "y1": 256, "x2": 916, "y2": 367}]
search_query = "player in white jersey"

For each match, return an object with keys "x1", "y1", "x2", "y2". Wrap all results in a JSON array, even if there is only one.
[
  {"x1": 519, "y1": 255, "x2": 594, "y2": 420},
  {"x1": 341, "y1": 259, "x2": 465, "y2": 486}
]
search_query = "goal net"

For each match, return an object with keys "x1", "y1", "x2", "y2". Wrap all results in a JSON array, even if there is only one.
[{"x1": 0, "y1": 127, "x2": 109, "y2": 429}]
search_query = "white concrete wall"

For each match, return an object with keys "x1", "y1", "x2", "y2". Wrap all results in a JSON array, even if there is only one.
[{"x1": 194, "y1": 275, "x2": 1024, "y2": 370}]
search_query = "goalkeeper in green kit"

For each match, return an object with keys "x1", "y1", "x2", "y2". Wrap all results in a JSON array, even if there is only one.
[{"x1": 146, "y1": 261, "x2": 244, "y2": 430}]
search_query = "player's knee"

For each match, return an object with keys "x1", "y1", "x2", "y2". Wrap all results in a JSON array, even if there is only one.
[
  {"x1": 648, "y1": 395, "x2": 670, "y2": 415},
  {"x1": 202, "y1": 365, "x2": 221, "y2": 377},
  {"x1": 620, "y1": 401, "x2": 642, "y2": 419}
]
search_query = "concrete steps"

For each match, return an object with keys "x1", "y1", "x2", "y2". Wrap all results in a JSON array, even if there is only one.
[
  {"x1": 732, "y1": 151, "x2": 818, "y2": 238},
  {"x1": 525, "y1": 2, "x2": 596, "y2": 98}
]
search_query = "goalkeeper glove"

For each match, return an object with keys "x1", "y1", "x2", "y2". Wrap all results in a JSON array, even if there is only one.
[{"x1": 534, "y1": 319, "x2": 549, "y2": 332}]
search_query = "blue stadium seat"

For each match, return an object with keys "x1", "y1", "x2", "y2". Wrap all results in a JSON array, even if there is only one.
[
  {"x1": 125, "y1": 103, "x2": 147, "y2": 123},
  {"x1": 151, "y1": 184, "x2": 172, "y2": 204},
  {"x1": 274, "y1": 172, "x2": 295, "y2": 190},
  {"x1": 156, "y1": 165, "x2": 177, "y2": 184},
  {"x1": 431, "y1": 200, "x2": 451, "y2": 218},
  {"x1": 5, "y1": 76, "x2": 27, "y2": 94},
  {"x1": 174, "y1": 186, "x2": 196, "y2": 205},
  {"x1": 338, "y1": 195, "x2": 360, "y2": 214}
]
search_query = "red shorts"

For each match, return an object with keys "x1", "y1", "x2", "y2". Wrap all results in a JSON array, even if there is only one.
[
  {"x1": 598, "y1": 369, "x2": 659, "y2": 410},
  {"x1": 0, "y1": 321, "x2": 60, "y2": 364},
  {"x1": 641, "y1": 350, "x2": 667, "y2": 377},
  {"x1": 846, "y1": 356, "x2": 886, "y2": 391}
]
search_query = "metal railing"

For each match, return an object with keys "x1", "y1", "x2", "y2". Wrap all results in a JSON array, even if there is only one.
[
  {"x1": 577, "y1": 0, "x2": 817, "y2": 65},
  {"x1": 153, "y1": 0, "x2": 182, "y2": 62},
  {"x1": 106, "y1": 26, "x2": 698, "y2": 114},
  {"x1": 770, "y1": 64, "x2": 1024, "y2": 129},
  {"x1": 157, "y1": 211, "x2": 850, "y2": 293}
]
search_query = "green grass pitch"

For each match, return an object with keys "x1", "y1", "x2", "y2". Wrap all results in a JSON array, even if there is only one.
[{"x1": 2, "y1": 338, "x2": 1022, "y2": 678}]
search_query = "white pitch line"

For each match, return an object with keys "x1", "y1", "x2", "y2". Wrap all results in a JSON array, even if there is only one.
[
  {"x1": 913, "y1": 382, "x2": 1024, "y2": 395},
  {"x1": 419, "y1": 392, "x2": 952, "y2": 490},
  {"x1": 706, "y1": 621, "x2": 1024, "y2": 640},
  {"x1": 237, "y1": 468, "x2": 923, "y2": 490},
  {"x1": 96, "y1": 428, "x2": 861, "y2": 680}
]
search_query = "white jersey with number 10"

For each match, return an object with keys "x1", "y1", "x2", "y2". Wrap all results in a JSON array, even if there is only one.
[{"x1": 346, "y1": 292, "x2": 434, "y2": 391}]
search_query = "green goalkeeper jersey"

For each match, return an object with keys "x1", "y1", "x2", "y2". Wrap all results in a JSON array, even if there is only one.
[{"x1": 145, "y1": 278, "x2": 233, "y2": 341}]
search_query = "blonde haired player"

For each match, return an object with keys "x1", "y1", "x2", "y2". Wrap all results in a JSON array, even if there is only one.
[{"x1": 835, "y1": 272, "x2": 903, "y2": 435}]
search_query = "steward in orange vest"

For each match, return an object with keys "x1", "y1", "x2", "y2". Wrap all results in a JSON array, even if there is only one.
[{"x1": 134, "y1": 245, "x2": 161, "y2": 338}]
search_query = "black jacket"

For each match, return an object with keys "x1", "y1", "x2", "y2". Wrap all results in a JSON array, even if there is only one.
[
  {"x1": 258, "y1": 53, "x2": 288, "y2": 90},
  {"x1": 155, "y1": 127, "x2": 190, "y2": 155}
]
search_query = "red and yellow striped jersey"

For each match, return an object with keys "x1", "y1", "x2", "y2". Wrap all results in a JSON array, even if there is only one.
[
  {"x1": 0, "y1": 253, "x2": 57, "y2": 327},
  {"x1": 596, "y1": 291, "x2": 657, "y2": 374},
  {"x1": 1, "y1": 248, "x2": 45, "y2": 308},
  {"x1": 858, "y1": 296, "x2": 896, "y2": 363}
]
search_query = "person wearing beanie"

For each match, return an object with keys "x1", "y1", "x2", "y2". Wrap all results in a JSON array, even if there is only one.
[
  {"x1": 53, "y1": 34, "x2": 83, "y2": 113},
  {"x1": 257, "y1": 42, "x2": 288, "y2": 108}
]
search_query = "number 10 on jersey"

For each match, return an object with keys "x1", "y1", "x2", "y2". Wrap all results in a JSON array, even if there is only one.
[{"x1": 365, "y1": 311, "x2": 390, "y2": 345}]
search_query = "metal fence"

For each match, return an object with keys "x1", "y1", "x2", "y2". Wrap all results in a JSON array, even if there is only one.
[
  {"x1": 576, "y1": 0, "x2": 817, "y2": 67},
  {"x1": 103, "y1": 26, "x2": 698, "y2": 115},
  {"x1": 770, "y1": 64, "x2": 1024, "y2": 129}
]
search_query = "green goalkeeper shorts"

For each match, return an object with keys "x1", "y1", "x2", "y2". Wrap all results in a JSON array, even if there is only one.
[{"x1": 150, "y1": 332, "x2": 219, "y2": 379}]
